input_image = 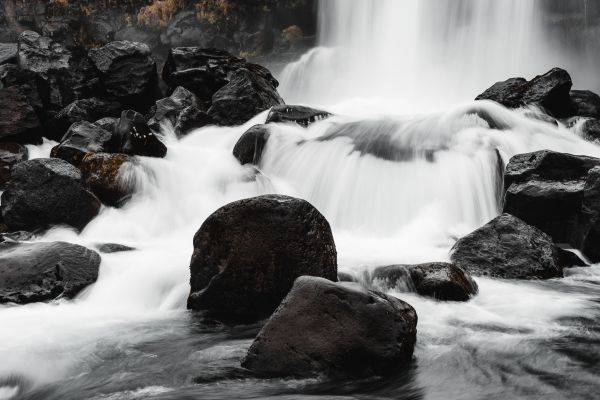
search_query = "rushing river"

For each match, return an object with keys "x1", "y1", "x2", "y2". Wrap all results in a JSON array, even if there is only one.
[{"x1": 1, "y1": 0, "x2": 600, "y2": 399}]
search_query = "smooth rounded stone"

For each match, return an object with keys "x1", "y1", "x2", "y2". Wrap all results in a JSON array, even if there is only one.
[
  {"x1": 114, "y1": 110, "x2": 167, "y2": 158},
  {"x1": 266, "y1": 105, "x2": 331, "y2": 127},
  {"x1": 17, "y1": 31, "x2": 71, "y2": 74},
  {"x1": 94, "y1": 243, "x2": 135, "y2": 254},
  {"x1": 0, "y1": 43, "x2": 17, "y2": 64},
  {"x1": 242, "y1": 276, "x2": 418, "y2": 378},
  {"x1": 570, "y1": 90, "x2": 600, "y2": 119},
  {"x1": 503, "y1": 150, "x2": 600, "y2": 246},
  {"x1": 372, "y1": 263, "x2": 478, "y2": 302},
  {"x1": 208, "y1": 68, "x2": 284, "y2": 126},
  {"x1": 187, "y1": 195, "x2": 337, "y2": 323},
  {"x1": 1, "y1": 158, "x2": 101, "y2": 232},
  {"x1": 147, "y1": 86, "x2": 210, "y2": 135},
  {"x1": 79, "y1": 153, "x2": 135, "y2": 207},
  {"x1": 88, "y1": 41, "x2": 159, "y2": 111},
  {"x1": 450, "y1": 213, "x2": 564, "y2": 279},
  {"x1": 476, "y1": 68, "x2": 573, "y2": 118},
  {"x1": 0, "y1": 241, "x2": 101, "y2": 304},
  {"x1": 48, "y1": 98, "x2": 121, "y2": 141},
  {"x1": 0, "y1": 86, "x2": 41, "y2": 142},
  {"x1": 0, "y1": 142, "x2": 28, "y2": 188},
  {"x1": 232, "y1": 124, "x2": 270, "y2": 165},
  {"x1": 50, "y1": 121, "x2": 114, "y2": 166}
]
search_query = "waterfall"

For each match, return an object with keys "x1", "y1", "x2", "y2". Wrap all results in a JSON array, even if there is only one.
[{"x1": 280, "y1": 0, "x2": 569, "y2": 105}]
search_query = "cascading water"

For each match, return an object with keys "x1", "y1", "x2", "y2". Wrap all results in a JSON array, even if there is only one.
[{"x1": 1, "y1": 1, "x2": 600, "y2": 399}]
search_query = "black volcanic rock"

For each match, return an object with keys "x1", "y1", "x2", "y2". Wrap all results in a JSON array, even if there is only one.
[
  {"x1": 95, "y1": 117, "x2": 118, "y2": 132},
  {"x1": 17, "y1": 30, "x2": 71, "y2": 74},
  {"x1": 1, "y1": 158, "x2": 101, "y2": 232},
  {"x1": 147, "y1": 86, "x2": 211, "y2": 135},
  {"x1": 266, "y1": 105, "x2": 331, "y2": 127},
  {"x1": 451, "y1": 214, "x2": 564, "y2": 279},
  {"x1": 476, "y1": 68, "x2": 573, "y2": 118},
  {"x1": 208, "y1": 68, "x2": 284, "y2": 126},
  {"x1": 50, "y1": 121, "x2": 114, "y2": 166},
  {"x1": 0, "y1": 43, "x2": 17, "y2": 65},
  {"x1": 187, "y1": 195, "x2": 337, "y2": 323},
  {"x1": 88, "y1": 41, "x2": 159, "y2": 111},
  {"x1": 79, "y1": 152, "x2": 135, "y2": 207},
  {"x1": 580, "y1": 166, "x2": 600, "y2": 263},
  {"x1": 0, "y1": 86, "x2": 41, "y2": 142},
  {"x1": 580, "y1": 119, "x2": 600, "y2": 142},
  {"x1": 232, "y1": 124, "x2": 270, "y2": 165},
  {"x1": 48, "y1": 98, "x2": 121, "y2": 141},
  {"x1": 242, "y1": 276, "x2": 417, "y2": 378},
  {"x1": 372, "y1": 263, "x2": 478, "y2": 301},
  {"x1": 0, "y1": 241, "x2": 100, "y2": 304},
  {"x1": 0, "y1": 142, "x2": 28, "y2": 188},
  {"x1": 570, "y1": 90, "x2": 600, "y2": 119},
  {"x1": 114, "y1": 110, "x2": 167, "y2": 158}
]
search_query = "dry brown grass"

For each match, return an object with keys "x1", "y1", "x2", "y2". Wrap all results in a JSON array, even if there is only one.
[{"x1": 137, "y1": 0, "x2": 185, "y2": 28}]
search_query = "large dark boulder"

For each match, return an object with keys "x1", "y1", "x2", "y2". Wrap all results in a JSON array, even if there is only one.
[
  {"x1": 570, "y1": 90, "x2": 600, "y2": 119},
  {"x1": 1, "y1": 158, "x2": 101, "y2": 232},
  {"x1": 187, "y1": 195, "x2": 337, "y2": 323},
  {"x1": 266, "y1": 105, "x2": 331, "y2": 127},
  {"x1": 48, "y1": 97, "x2": 121, "y2": 141},
  {"x1": 147, "y1": 86, "x2": 212, "y2": 136},
  {"x1": 476, "y1": 68, "x2": 573, "y2": 118},
  {"x1": 242, "y1": 276, "x2": 417, "y2": 378},
  {"x1": 17, "y1": 30, "x2": 71, "y2": 74},
  {"x1": 232, "y1": 124, "x2": 270, "y2": 165},
  {"x1": 113, "y1": 110, "x2": 167, "y2": 158},
  {"x1": 503, "y1": 150, "x2": 600, "y2": 246},
  {"x1": 79, "y1": 153, "x2": 135, "y2": 207},
  {"x1": 0, "y1": 142, "x2": 28, "y2": 188},
  {"x1": 372, "y1": 263, "x2": 478, "y2": 302},
  {"x1": 88, "y1": 41, "x2": 159, "y2": 111},
  {"x1": 208, "y1": 68, "x2": 284, "y2": 126},
  {"x1": 450, "y1": 213, "x2": 565, "y2": 279},
  {"x1": 0, "y1": 86, "x2": 41, "y2": 142},
  {"x1": 580, "y1": 166, "x2": 600, "y2": 262},
  {"x1": 50, "y1": 121, "x2": 114, "y2": 166},
  {"x1": 0, "y1": 241, "x2": 100, "y2": 304}
]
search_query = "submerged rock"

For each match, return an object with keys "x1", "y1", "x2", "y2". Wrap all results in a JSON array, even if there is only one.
[
  {"x1": 114, "y1": 110, "x2": 167, "y2": 158},
  {"x1": 1, "y1": 158, "x2": 101, "y2": 232},
  {"x1": 242, "y1": 276, "x2": 417, "y2": 378},
  {"x1": 450, "y1": 213, "x2": 564, "y2": 279},
  {"x1": 50, "y1": 121, "x2": 114, "y2": 166},
  {"x1": 266, "y1": 105, "x2": 331, "y2": 127},
  {"x1": 232, "y1": 124, "x2": 270, "y2": 165},
  {"x1": 95, "y1": 243, "x2": 135, "y2": 254},
  {"x1": 0, "y1": 241, "x2": 101, "y2": 304},
  {"x1": 187, "y1": 195, "x2": 337, "y2": 323},
  {"x1": 79, "y1": 153, "x2": 135, "y2": 207},
  {"x1": 372, "y1": 263, "x2": 478, "y2": 301},
  {"x1": 0, "y1": 142, "x2": 28, "y2": 188}
]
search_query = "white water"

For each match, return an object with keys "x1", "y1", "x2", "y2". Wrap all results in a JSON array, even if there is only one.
[{"x1": 2, "y1": 1, "x2": 600, "y2": 398}]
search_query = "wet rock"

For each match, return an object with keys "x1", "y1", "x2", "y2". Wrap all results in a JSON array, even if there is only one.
[
  {"x1": 147, "y1": 86, "x2": 210, "y2": 135},
  {"x1": 174, "y1": 106, "x2": 214, "y2": 136},
  {"x1": 0, "y1": 142, "x2": 28, "y2": 188},
  {"x1": 0, "y1": 241, "x2": 100, "y2": 304},
  {"x1": 88, "y1": 41, "x2": 159, "y2": 111},
  {"x1": 95, "y1": 117, "x2": 118, "y2": 132},
  {"x1": 114, "y1": 110, "x2": 167, "y2": 158},
  {"x1": 17, "y1": 31, "x2": 71, "y2": 74},
  {"x1": 48, "y1": 98, "x2": 121, "y2": 141},
  {"x1": 232, "y1": 124, "x2": 270, "y2": 165},
  {"x1": 208, "y1": 68, "x2": 284, "y2": 126},
  {"x1": 0, "y1": 86, "x2": 41, "y2": 142},
  {"x1": 1, "y1": 158, "x2": 101, "y2": 232},
  {"x1": 580, "y1": 166, "x2": 600, "y2": 263},
  {"x1": 242, "y1": 276, "x2": 417, "y2": 378},
  {"x1": 450, "y1": 213, "x2": 564, "y2": 279},
  {"x1": 503, "y1": 150, "x2": 600, "y2": 246},
  {"x1": 50, "y1": 121, "x2": 114, "y2": 166},
  {"x1": 79, "y1": 153, "x2": 135, "y2": 207},
  {"x1": 95, "y1": 243, "x2": 135, "y2": 254},
  {"x1": 580, "y1": 119, "x2": 600, "y2": 142},
  {"x1": 266, "y1": 105, "x2": 331, "y2": 127},
  {"x1": 0, "y1": 43, "x2": 17, "y2": 65},
  {"x1": 476, "y1": 68, "x2": 573, "y2": 118},
  {"x1": 0, "y1": 64, "x2": 44, "y2": 117},
  {"x1": 187, "y1": 195, "x2": 337, "y2": 323},
  {"x1": 570, "y1": 90, "x2": 600, "y2": 119},
  {"x1": 337, "y1": 272, "x2": 358, "y2": 282},
  {"x1": 556, "y1": 247, "x2": 588, "y2": 267},
  {"x1": 372, "y1": 263, "x2": 478, "y2": 302}
]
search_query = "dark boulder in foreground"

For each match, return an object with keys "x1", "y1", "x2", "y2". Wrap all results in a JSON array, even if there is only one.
[
  {"x1": 266, "y1": 105, "x2": 331, "y2": 127},
  {"x1": 476, "y1": 68, "x2": 573, "y2": 118},
  {"x1": 450, "y1": 214, "x2": 564, "y2": 279},
  {"x1": 232, "y1": 124, "x2": 270, "y2": 165},
  {"x1": 0, "y1": 241, "x2": 101, "y2": 304},
  {"x1": 1, "y1": 158, "x2": 101, "y2": 232},
  {"x1": 147, "y1": 86, "x2": 212, "y2": 136},
  {"x1": 114, "y1": 110, "x2": 167, "y2": 158},
  {"x1": 208, "y1": 68, "x2": 284, "y2": 126},
  {"x1": 187, "y1": 195, "x2": 337, "y2": 323},
  {"x1": 580, "y1": 119, "x2": 600, "y2": 143},
  {"x1": 373, "y1": 263, "x2": 478, "y2": 301},
  {"x1": 0, "y1": 142, "x2": 28, "y2": 188},
  {"x1": 79, "y1": 153, "x2": 135, "y2": 207},
  {"x1": 503, "y1": 150, "x2": 600, "y2": 247},
  {"x1": 50, "y1": 121, "x2": 114, "y2": 166},
  {"x1": 242, "y1": 276, "x2": 417, "y2": 378}
]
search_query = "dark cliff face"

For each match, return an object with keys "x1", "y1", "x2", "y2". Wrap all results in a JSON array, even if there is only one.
[{"x1": 0, "y1": 0, "x2": 317, "y2": 62}]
